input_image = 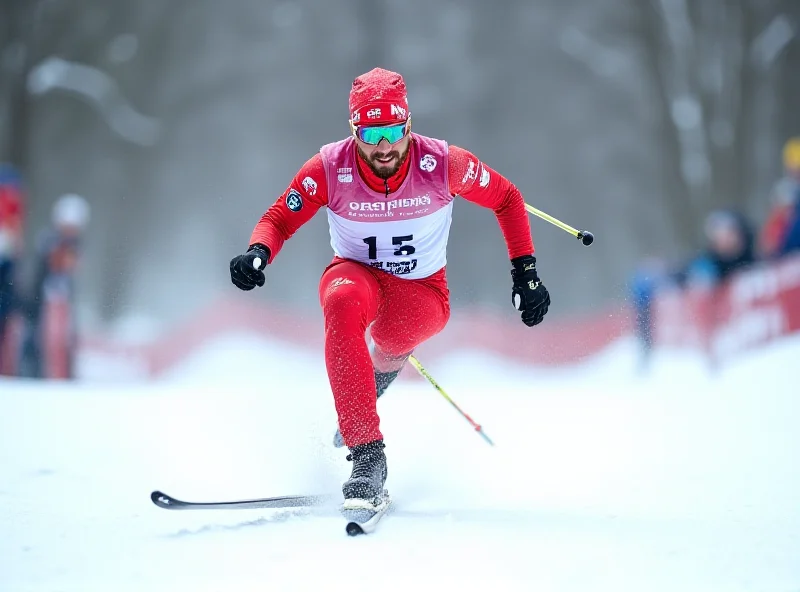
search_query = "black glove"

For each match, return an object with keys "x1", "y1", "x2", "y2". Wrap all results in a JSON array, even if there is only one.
[
  {"x1": 510, "y1": 255, "x2": 550, "y2": 326},
  {"x1": 230, "y1": 244, "x2": 270, "y2": 291}
]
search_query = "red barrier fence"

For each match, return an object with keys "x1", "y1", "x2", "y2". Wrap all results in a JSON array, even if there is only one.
[
  {"x1": 77, "y1": 297, "x2": 631, "y2": 378},
  {"x1": 8, "y1": 254, "x2": 800, "y2": 379},
  {"x1": 654, "y1": 254, "x2": 800, "y2": 362}
]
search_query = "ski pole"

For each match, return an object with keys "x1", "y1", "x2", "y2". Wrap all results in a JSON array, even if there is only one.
[
  {"x1": 408, "y1": 355, "x2": 494, "y2": 446},
  {"x1": 524, "y1": 202, "x2": 594, "y2": 246}
]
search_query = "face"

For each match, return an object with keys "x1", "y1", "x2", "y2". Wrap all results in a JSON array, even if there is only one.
[
  {"x1": 354, "y1": 123, "x2": 412, "y2": 179},
  {"x1": 57, "y1": 222, "x2": 83, "y2": 239},
  {"x1": 708, "y1": 224, "x2": 744, "y2": 258}
]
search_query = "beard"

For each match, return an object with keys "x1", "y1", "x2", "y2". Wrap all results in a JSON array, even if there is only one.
[{"x1": 357, "y1": 142, "x2": 411, "y2": 180}]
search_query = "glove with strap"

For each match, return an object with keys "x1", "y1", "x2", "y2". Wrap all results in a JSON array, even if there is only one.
[
  {"x1": 510, "y1": 254, "x2": 550, "y2": 327},
  {"x1": 230, "y1": 244, "x2": 270, "y2": 291}
]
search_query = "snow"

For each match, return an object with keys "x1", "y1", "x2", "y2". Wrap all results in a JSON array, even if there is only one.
[{"x1": 1, "y1": 333, "x2": 798, "y2": 592}]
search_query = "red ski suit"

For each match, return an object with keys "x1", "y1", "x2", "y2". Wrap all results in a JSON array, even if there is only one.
[{"x1": 250, "y1": 140, "x2": 535, "y2": 447}]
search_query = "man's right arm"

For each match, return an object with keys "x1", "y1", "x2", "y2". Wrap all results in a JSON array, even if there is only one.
[{"x1": 248, "y1": 154, "x2": 329, "y2": 263}]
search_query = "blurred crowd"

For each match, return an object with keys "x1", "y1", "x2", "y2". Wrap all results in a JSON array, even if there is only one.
[
  {"x1": 629, "y1": 137, "x2": 800, "y2": 366},
  {"x1": 0, "y1": 164, "x2": 90, "y2": 379},
  {"x1": 2, "y1": 137, "x2": 799, "y2": 380}
]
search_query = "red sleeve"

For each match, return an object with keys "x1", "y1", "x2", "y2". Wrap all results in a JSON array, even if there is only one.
[
  {"x1": 248, "y1": 154, "x2": 328, "y2": 263},
  {"x1": 447, "y1": 145, "x2": 534, "y2": 259}
]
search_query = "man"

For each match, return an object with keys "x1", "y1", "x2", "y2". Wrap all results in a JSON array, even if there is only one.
[
  {"x1": 627, "y1": 256, "x2": 667, "y2": 372},
  {"x1": 19, "y1": 193, "x2": 89, "y2": 379},
  {"x1": 775, "y1": 137, "x2": 800, "y2": 255},
  {"x1": 681, "y1": 209, "x2": 754, "y2": 287},
  {"x1": 229, "y1": 68, "x2": 550, "y2": 509},
  {"x1": 759, "y1": 137, "x2": 800, "y2": 258},
  {"x1": 0, "y1": 164, "x2": 24, "y2": 374}
]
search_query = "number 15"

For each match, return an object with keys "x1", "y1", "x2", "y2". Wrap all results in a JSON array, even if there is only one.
[{"x1": 362, "y1": 235, "x2": 415, "y2": 259}]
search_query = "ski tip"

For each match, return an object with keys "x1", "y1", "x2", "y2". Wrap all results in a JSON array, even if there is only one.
[
  {"x1": 346, "y1": 522, "x2": 366, "y2": 536},
  {"x1": 151, "y1": 490, "x2": 176, "y2": 508}
]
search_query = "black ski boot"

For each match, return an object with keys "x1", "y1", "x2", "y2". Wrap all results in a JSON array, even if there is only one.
[
  {"x1": 332, "y1": 367, "x2": 403, "y2": 448},
  {"x1": 375, "y1": 368, "x2": 401, "y2": 398},
  {"x1": 342, "y1": 440, "x2": 388, "y2": 506}
]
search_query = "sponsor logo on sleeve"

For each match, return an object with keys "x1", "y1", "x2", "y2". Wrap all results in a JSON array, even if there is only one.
[
  {"x1": 479, "y1": 165, "x2": 490, "y2": 187},
  {"x1": 302, "y1": 176, "x2": 317, "y2": 195},
  {"x1": 285, "y1": 189, "x2": 303, "y2": 212},
  {"x1": 462, "y1": 160, "x2": 478, "y2": 184}
]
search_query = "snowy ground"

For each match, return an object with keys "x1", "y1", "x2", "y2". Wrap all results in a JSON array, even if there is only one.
[{"x1": 1, "y1": 334, "x2": 798, "y2": 592}]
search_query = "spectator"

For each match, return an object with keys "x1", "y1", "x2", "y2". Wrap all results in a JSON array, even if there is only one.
[
  {"x1": 680, "y1": 208, "x2": 755, "y2": 288},
  {"x1": 758, "y1": 137, "x2": 800, "y2": 258},
  {"x1": 18, "y1": 194, "x2": 90, "y2": 379},
  {"x1": 628, "y1": 208, "x2": 754, "y2": 369},
  {"x1": 776, "y1": 137, "x2": 800, "y2": 255},
  {"x1": 628, "y1": 257, "x2": 669, "y2": 368},
  {"x1": 0, "y1": 164, "x2": 24, "y2": 375}
]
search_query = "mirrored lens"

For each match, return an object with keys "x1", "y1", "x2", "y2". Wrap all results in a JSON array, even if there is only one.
[{"x1": 357, "y1": 124, "x2": 406, "y2": 145}]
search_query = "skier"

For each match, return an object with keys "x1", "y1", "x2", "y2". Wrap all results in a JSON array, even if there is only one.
[{"x1": 229, "y1": 68, "x2": 550, "y2": 510}]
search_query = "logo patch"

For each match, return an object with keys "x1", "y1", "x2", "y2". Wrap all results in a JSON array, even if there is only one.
[
  {"x1": 462, "y1": 160, "x2": 478, "y2": 184},
  {"x1": 286, "y1": 189, "x2": 303, "y2": 212},
  {"x1": 302, "y1": 176, "x2": 317, "y2": 195},
  {"x1": 331, "y1": 277, "x2": 355, "y2": 288},
  {"x1": 420, "y1": 154, "x2": 437, "y2": 172},
  {"x1": 337, "y1": 167, "x2": 353, "y2": 183},
  {"x1": 479, "y1": 165, "x2": 490, "y2": 188},
  {"x1": 366, "y1": 108, "x2": 382, "y2": 119},
  {"x1": 390, "y1": 104, "x2": 407, "y2": 119}
]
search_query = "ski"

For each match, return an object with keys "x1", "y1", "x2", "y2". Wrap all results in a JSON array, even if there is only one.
[
  {"x1": 341, "y1": 492, "x2": 392, "y2": 536},
  {"x1": 150, "y1": 489, "x2": 334, "y2": 511}
]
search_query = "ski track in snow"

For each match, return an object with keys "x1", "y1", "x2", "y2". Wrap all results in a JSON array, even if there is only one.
[{"x1": 1, "y1": 335, "x2": 798, "y2": 592}]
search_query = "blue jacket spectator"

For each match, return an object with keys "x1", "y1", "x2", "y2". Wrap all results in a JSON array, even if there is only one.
[{"x1": 681, "y1": 209, "x2": 755, "y2": 288}]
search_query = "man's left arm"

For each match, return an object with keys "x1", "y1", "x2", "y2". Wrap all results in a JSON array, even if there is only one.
[{"x1": 448, "y1": 145, "x2": 550, "y2": 326}]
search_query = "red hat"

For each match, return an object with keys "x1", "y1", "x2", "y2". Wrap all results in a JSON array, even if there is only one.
[{"x1": 349, "y1": 67, "x2": 409, "y2": 126}]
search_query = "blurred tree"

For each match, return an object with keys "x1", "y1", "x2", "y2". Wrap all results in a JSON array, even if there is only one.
[
  {"x1": 0, "y1": 0, "x2": 35, "y2": 169},
  {"x1": 356, "y1": 0, "x2": 385, "y2": 68},
  {"x1": 779, "y1": 5, "x2": 800, "y2": 145},
  {"x1": 634, "y1": 0, "x2": 798, "y2": 245},
  {"x1": 1, "y1": 0, "x2": 798, "y2": 334}
]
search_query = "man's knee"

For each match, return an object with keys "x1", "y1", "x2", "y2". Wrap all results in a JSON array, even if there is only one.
[
  {"x1": 372, "y1": 299, "x2": 449, "y2": 356},
  {"x1": 322, "y1": 279, "x2": 359, "y2": 313},
  {"x1": 372, "y1": 323, "x2": 440, "y2": 358},
  {"x1": 321, "y1": 276, "x2": 377, "y2": 329}
]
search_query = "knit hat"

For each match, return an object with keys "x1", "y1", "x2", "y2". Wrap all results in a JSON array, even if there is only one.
[
  {"x1": 783, "y1": 137, "x2": 800, "y2": 170},
  {"x1": 349, "y1": 67, "x2": 409, "y2": 125}
]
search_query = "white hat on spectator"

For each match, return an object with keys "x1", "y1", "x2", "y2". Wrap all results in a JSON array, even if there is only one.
[{"x1": 52, "y1": 193, "x2": 90, "y2": 229}]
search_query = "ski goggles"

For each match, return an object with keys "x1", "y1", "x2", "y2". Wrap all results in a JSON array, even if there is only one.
[{"x1": 350, "y1": 121, "x2": 410, "y2": 145}]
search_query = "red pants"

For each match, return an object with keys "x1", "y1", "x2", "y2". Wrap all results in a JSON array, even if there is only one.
[{"x1": 318, "y1": 258, "x2": 450, "y2": 447}]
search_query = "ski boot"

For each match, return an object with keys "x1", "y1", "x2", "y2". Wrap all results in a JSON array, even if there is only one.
[
  {"x1": 341, "y1": 440, "x2": 389, "y2": 517},
  {"x1": 332, "y1": 367, "x2": 403, "y2": 448}
]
